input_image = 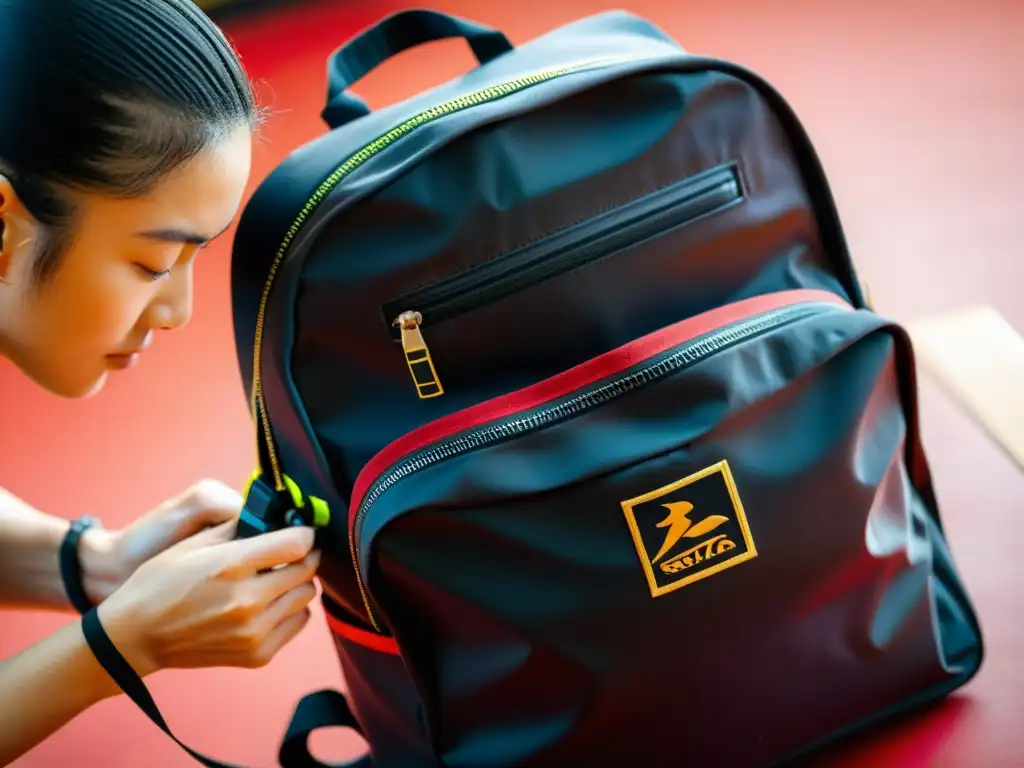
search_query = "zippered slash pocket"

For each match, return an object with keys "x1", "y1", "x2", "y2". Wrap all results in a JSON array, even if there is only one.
[
  {"x1": 349, "y1": 288, "x2": 851, "y2": 630},
  {"x1": 381, "y1": 163, "x2": 744, "y2": 399},
  {"x1": 249, "y1": 59, "x2": 611, "y2": 493}
]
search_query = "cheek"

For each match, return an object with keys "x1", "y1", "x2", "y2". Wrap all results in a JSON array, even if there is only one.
[{"x1": 42, "y1": 261, "x2": 154, "y2": 352}]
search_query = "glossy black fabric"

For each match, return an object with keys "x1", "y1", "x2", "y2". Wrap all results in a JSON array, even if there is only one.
[
  {"x1": 226, "y1": 9, "x2": 984, "y2": 767},
  {"x1": 353, "y1": 306, "x2": 981, "y2": 766}
]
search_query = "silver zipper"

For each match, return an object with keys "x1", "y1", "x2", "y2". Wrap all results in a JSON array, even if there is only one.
[{"x1": 351, "y1": 300, "x2": 839, "y2": 625}]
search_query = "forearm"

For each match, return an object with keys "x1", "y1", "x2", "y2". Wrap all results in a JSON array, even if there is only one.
[
  {"x1": 0, "y1": 619, "x2": 122, "y2": 765},
  {"x1": 0, "y1": 488, "x2": 113, "y2": 610}
]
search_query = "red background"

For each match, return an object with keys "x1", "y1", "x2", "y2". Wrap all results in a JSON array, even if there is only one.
[{"x1": 2, "y1": 0, "x2": 1021, "y2": 765}]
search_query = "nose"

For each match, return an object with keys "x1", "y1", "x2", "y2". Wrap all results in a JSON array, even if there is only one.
[{"x1": 150, "y1": 263, "x2": 195, "y2": 331}]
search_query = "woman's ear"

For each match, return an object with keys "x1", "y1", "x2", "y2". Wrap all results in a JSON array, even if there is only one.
[{"x1": 0, "y1": 176, "x2": 36, "y2": 285}]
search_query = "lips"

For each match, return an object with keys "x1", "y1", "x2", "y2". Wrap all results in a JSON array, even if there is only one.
[
  {"x1": 108, "y1": 335, "x2": 152, "y2": 368},
  {"x1": 106, "y1": 352, "x2": 140, "y2": 370}
]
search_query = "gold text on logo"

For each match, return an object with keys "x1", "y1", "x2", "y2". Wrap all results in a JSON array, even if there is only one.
[
  {"x1": 659, "y1": 534, "x2": 738, "y2": 574},
  {"x1": 620, "y1": 460, "x2": 756, "y2": 598}
]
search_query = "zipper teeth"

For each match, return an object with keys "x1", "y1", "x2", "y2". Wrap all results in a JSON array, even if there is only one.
[
  {"x1": 359, "y1": 304, "x2": 812, "y2": 512},
  {"x1": 398, "y1": 169, "x2": 740, "y2": 323},
  {"x1": 250, "y1": 60, "x2": 610, "y2": 492},
  {"x1": 352, "y1": 301, "x2": 831, "y2": 627}
]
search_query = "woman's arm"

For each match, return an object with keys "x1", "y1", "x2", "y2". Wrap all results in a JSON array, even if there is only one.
[
  {"x1": 0, "y1": 619, "x2": 122, "y2": 765},
  {"x1": 0, "y1": 487, "x2": 116, "y2": 610},
  {"x1": 0, "y1": 522, "x2": 319, "y2": 765}
]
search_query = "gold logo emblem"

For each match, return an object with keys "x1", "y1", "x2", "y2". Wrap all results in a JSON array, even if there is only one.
[{"x1": 621, "y1": 460, "x2": 757, "y2": 597}]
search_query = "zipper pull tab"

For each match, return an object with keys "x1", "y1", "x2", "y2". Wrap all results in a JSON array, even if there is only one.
[{"x1": 394, "y1": 310, "x2": 444, "y2": 399}]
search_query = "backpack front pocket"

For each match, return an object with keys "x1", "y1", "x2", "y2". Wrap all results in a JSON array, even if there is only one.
[{"x1": 347, "y1": 288, "x2": 975, "y2": 766}]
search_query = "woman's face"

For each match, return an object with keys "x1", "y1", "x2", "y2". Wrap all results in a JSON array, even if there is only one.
[{"x1": 0, "y1": 126, "x2": 252, "y2": 398}]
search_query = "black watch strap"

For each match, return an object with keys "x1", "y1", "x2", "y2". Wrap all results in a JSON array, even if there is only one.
[{"x1": 60, "y1": 515, "x2": 100, "y2": 614}]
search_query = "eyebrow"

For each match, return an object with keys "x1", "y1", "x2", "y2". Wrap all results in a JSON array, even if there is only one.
[{"x1": 137, "y1": 222, "x2": 232, "y2": 245}]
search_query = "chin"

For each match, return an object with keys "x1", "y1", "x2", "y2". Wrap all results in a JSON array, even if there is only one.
[
  {"x1": 10, "y1": 350, "x2": 109, "y2": 399},
  {"x1": 77, "y1": 372, "x2": 109, "y2": 399},
  {"x1": 40, "y1": 370, "x2": 109, "y2": 399}
]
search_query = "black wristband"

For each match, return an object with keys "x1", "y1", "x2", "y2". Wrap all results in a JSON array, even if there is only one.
[{"x1": 59, "y1": 515, "x2": 101, "y2": 614}]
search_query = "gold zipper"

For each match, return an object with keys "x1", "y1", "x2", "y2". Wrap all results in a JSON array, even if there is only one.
[
  {"x1": 249, "y1": 58, "x2": 610, "y2": 626},
  {"x1": 394, "y1": 310, "x2": 444, "y2": 399}
]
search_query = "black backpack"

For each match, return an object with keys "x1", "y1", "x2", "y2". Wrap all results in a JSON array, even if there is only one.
[{"x1": 87, "y1": 9, "x2": 984, "y2": 767}]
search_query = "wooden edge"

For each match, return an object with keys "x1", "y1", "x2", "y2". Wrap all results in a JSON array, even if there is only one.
[{"x1": 905, "y1": 305, "x2": 1024, "y2": 472}]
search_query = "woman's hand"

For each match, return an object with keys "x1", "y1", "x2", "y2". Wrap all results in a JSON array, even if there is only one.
[
  {"x1": 97, "y1": 520, "x2": 320, "y2": 675},
  {"x1": 0, "y1": 521, "x2": 320, "y2": 767},
  {"x1": 80, "y1": 479, "x2": 244, "y2": 604}
]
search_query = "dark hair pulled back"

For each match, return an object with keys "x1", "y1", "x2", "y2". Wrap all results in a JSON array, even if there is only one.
[{"x1": 0, "y1": 0, "x2": 260, "y2": 281}]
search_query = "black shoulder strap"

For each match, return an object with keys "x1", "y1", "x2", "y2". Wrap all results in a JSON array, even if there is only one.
[{"x1": 81, "y1": 609, "x2": 373, "y2": 767}]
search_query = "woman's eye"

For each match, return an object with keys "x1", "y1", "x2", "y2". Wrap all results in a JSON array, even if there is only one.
[{"x1": 136, "y1": 264, "x2": 172, "y2": 281}]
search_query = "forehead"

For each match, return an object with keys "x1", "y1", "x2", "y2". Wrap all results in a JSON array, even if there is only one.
[{"x1": 85, "y1": 128, "x2": 253, "y2": 238}]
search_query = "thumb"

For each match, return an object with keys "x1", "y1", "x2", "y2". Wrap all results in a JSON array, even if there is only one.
[{"x1": 207, "y1": 526, "x2": 316, "y2": 574}]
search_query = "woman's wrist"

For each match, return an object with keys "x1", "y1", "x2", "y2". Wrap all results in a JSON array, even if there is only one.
[
  {"x1": 72, "y1": 618, "x2": 126, "y2": 702},
  {"x1": 96, "y1": 586, "x2": 159, "y2": 679},
  {"x1": 76, "y1": 527, "x2": 124, "y2": 606},
  {"x1": 0, "y1": 498, "x2": 94, "y2": 610}
]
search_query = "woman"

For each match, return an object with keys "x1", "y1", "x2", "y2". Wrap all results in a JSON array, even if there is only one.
[{"x1": 0, "y1": 1, "x2": 319, "y2": 763}]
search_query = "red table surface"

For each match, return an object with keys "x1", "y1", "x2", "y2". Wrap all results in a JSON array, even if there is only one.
[{"x1": 2, "y1": 0, "x2": 1020, "y2": 765}]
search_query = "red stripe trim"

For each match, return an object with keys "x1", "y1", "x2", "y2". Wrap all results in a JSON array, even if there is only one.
[
  {"x1": 325, "y1": 611, "x2": 401, "y2": 655},
  {"x1": 349, "y1": 289, "x2": 850, "y2": 532}
]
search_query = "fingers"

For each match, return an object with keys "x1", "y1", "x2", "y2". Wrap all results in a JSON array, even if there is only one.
[
  {"x1": 180, "y1": 478, "x2": 244, "y2": 516},
  {"x1": 259, "y1": 579, "x2": 319, "y2": 633},
  {"x1": 125, "y1": 479, "x2": 243, "y2": 557},
  {"x1": 227, "y1": 560, "x2": 319, "y2": 668},
  {"x1": 253, "y1": 606, "x2": 313, "y2": 666},
  {"x1": 173, "y1": 503, "x2": 240, "y2": 541},
  {"x1": 172, "y1": 479, "x2": 244, "y2": 538},
  {"x1": 209, "y1": 526, "x2": 316, "y2": 574},
  {"x1": 170, "y1": 519, "x2": 238, "y2": 553},
  {"x1": 257, "y1": 550, "x2": 321, "y2": 600}
]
